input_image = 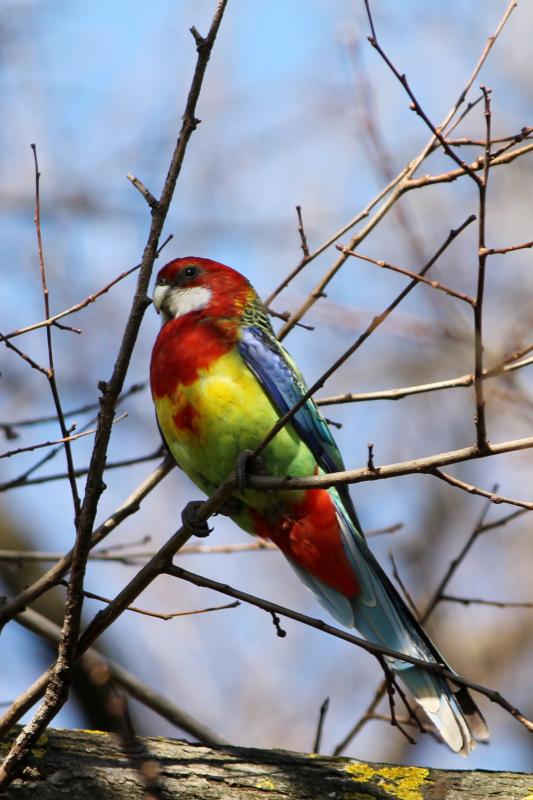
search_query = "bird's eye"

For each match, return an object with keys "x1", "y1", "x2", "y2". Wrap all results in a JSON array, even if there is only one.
[{"x1": 184, "y1": 265, "x2": 198, "y2": 278}]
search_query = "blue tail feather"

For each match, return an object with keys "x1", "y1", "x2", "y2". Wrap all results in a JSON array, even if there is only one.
[{"x1": 288, "y1": 488, "x2": 489, "y2": 754}]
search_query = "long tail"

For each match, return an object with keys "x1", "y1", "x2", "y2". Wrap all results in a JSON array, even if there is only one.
[{"x1": 288, "y1": 491, "x2": 489, "y2": 754}]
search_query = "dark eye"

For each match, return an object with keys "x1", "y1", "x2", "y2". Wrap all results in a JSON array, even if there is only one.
[{"x1": 184, "y1": 265, "x2": 198, "y2": 278}]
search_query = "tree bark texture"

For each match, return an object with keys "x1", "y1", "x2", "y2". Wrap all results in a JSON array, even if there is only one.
[{"x1": 1, "y1": 728, "x2": 531, "y2": 799}]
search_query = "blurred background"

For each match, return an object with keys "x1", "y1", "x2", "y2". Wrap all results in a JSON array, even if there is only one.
[{"x1": 1, "y1": 0, "x2": 532, "y2": 772}]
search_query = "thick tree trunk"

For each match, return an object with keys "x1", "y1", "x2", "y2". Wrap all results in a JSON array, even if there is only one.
[{"x1": 1, "y1": 728, "x2": 530, "y2": 799}]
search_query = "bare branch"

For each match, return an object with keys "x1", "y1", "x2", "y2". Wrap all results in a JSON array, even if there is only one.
[
  {"x1": 165, "y1": 564, "x2": 533, "y2": 734},
  {"x1": 338, "y1": 244, "x2": 475, "y2": 305},
  {"x1": 0, "y1": 523, "x2": 402, "y2": 565},
  {"x1": 0, "y1": 2, "x2": 231, "y2": 784},
  {"x1": 440, "y1": 595, "x2": 533, "y2": 609},
  {"x1": 316, "y1": 351, "x2": 533, "y2": 406},
  {"x1": 31, "y1": 144, "x2": 81, "y2": 521},
  {"x1": 0, "y1": 447, "x2": 161, "y2": 493},
  {"x1": 472, "y1": 86, "x2": 492, "y2": 450},
  {"x1": 406, "y1": 140, "x2": 533, "y2": 190},
  {"x1": 312, "y1": 698, "x2": 330, "y2": 754},
  {"x1": 247, "y1": 436, "x2": 533, "y2": 495},
  {"x1": 253, "y1": 216, "x2": 475, "y2": 460},
  {"x1": 1, "y1": 238, "x2": 172, "y2": 345},
  {"x1": 275, "y1": 2, "x2": 517, "y2": 339},
  {"x1": 67, "y1": 582, "x2": 240, "y2": 621},
  {"x1": 481, "y1": 239, "x2": 533, "y2": 256},
  {"x1": 432, "y1": 468, "x2": 533, "y2": 510},
  {"x1": 0, "y1": 381, "x2": 145, "y2": 434},
  {"x1": 15, "y1": 608, "x2": 228, "y2": 745},
  {"x1": 127, "y1": 172, "x2": 159, "y2": 209},
  {"x1": 363, "y1": 1, "x2": 481, "y2": 185},
  {"x1": 295, "y1": 205, "x2": 310, "y2": 259},
  {"x1": 0, "y1": 413, "x2": 126, "y2": 460},
  {"x1": 0, "y1": 333, "x2": 49, "y2": 376},
  {"x1": 0, "y1": 466, "x2": 238, "y2": 738},
  {"x1": 0, "y1": 459, "x2": 173, "y2": 629}
]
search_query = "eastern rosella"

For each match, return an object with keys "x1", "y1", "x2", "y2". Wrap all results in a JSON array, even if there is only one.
[{"x1": 150, "y1": 256, "x2": 489, "y2": 754}]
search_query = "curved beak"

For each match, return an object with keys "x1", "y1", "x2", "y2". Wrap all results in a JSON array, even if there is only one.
[{"x1": 152, "y1": 284, "x2": 168, "y2": 315}]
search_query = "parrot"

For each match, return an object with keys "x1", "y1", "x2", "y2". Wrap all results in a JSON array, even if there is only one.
[{"x1": 150, "y1": 256, "x2": 489, "y2": 754}]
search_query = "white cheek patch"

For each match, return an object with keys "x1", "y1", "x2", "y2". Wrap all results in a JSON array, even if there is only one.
[{"x1": 166, "y1": 286, "x2": 212, "y2": 320}]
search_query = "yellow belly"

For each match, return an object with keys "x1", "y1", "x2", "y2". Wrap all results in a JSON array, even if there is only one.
[{"x1": 155, "y1": 349, "x2": 315, "y2": 507}]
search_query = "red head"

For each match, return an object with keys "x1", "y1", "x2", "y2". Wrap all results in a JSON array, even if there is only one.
[{"x1": 153, "y1": 257, "x2": 254, "y2": 324}]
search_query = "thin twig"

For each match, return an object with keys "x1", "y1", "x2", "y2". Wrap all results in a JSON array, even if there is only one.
[
  {"x1": 65, "y1": 582, "x2": 240, "y2": 620},
  {"x1": 274, "y1": 0, "x2": 516, "y2": 339},
  {"x1": 0, "y1": 12, "x2": 232, "y2": 770},
  {"x1": 480, "y1": 239, "x2": 533, "y2": 256},
  {"x1": 472, "y1": 86, "x2": 492, "y2": 450},
  {"x1": 377, "y1": 656, "x2": 417, "y2": 746},
  {"x1": 444, "y1": 127, "x2": 533, "y2": 148},
  {"x1": 31, "y1": 144, "x2": 81, "y2": 522},
  {"x1": 0, "y1": 382, "x2": 145, "y2": 434},
  {"x1": 440, "y1": 595, "x2": 533, "y2": 609},
  {"x1": 0, "y1": 386, "x2": 153, "y2": 492},
  {"x1": 127, "y1": 173, "x2": 159, "y2": 209},
  {"x1": 364, "y1": 1, "x2": 481, "y2": 186},
  {"x1": 0, "y1": 237, "x2": 172, "y2": 345},
  {"x1": 0, "y1": 468, "x2": 238, "y2": 739},
  {"x1": 478, "y1": 507, "x2": 527, "y2": 534},
  {"x1": 0, "y1": 333, "x2": 49, "y2": 376},
  {"x1": 312, "y1": 698, "x2": 330, "y2": 754},
  {"x1": 295, "y1": 205, "x2": 310, "y2": 259},
  {"x1": 253, "y1": 216, "x2": 475, "y2": 461},
  {"x1": 166, "y1": 564, "x2": 533, "y2": 733},
  {"x1": 389, "y1": 553, "x2": 420, "y2": 619},
  {"x1": 0, "y1": 414, "x2": 127, "y2": 460},
  {"x1": 338, "y1": 245, "x2": 475, "y2": 305},
  {"x1": 316, "y1": 352, "x2": 533, "y2": 406},
  {"x1": 15, "y1": 608, "x2": 228, "y2": 745},
  {"x1": 406, "y1": 141, "x2": 533, "y2": 191},
  {"x1": 422, "y1": 489, "x2": 496, "y2": 620},
  {"x1": 0, "y1": 448, "x2": 163, "y2": 493},
  {"x1": 0, "y1": 460, "x2": 173, "y2": 629},
  {"x1": 0, "y1": 523, "x2": 402, "y2": 565},
  {"x1": 432, "y1": 468, "x2": 533, "y2": 510},
  {"x1": 2, "y1": 264, "x2": 140, "y2": 343}
]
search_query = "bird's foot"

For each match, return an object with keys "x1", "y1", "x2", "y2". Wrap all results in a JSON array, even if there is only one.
[
  {"x1": 235, "y1": 450, "x2": 266, "y2": 490},
  {"x1": 181, "y1": 500, "x2": 212, "y2": 538},
  {"x1": 216, "y1": 496, "x2": 243, "y2": 518}
]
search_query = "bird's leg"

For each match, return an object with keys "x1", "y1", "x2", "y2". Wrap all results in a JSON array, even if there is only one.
[
  {"x1": 181, "y1": 500, "x2": 213, "y2": 538},
  {"x1": 235, "y1": 449, "x2": 267, "y2": 490},
  {"x1": 215, "y1": 496, "x2": 243, "y2": 518}
]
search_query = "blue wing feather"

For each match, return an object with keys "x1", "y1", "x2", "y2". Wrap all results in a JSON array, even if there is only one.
[{"x1": 238, "y1": 326, "x2": 360, "y2": 525}]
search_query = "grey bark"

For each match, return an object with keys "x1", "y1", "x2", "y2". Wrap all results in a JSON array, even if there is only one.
[{"x1": 1, "y1": 728, "x2": 531, "y2": 799}]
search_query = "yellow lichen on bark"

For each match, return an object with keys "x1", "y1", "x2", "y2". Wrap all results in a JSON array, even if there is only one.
[{"x1": 344, "y1": 762, "x2": 429, "y2": 800}]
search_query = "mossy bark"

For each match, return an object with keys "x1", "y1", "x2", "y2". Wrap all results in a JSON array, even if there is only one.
[{"x1": 1, "y1": 728, "x2": 531, "y2": 799}]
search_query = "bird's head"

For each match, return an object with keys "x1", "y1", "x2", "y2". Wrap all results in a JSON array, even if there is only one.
[{"x1": 152, "y1": 257, "x2": 254, "y2": 324}]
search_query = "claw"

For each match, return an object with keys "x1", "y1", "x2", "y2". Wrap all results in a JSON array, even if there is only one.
[
  {"x1": 235, "y1": 449, "x2": 255, "y2": 490},
  {"x1": 235, "y1": 449, "x2": 268, "y2": 490},
  {"x1": 181, "y1": 500, "x2": 212, "y2": 537}
]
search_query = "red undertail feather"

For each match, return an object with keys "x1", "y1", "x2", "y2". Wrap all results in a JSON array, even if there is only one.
[{"x1": 252, "y1": 488, "x2": 360, "y2": 597}]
